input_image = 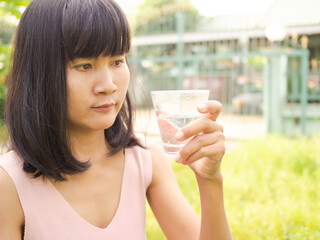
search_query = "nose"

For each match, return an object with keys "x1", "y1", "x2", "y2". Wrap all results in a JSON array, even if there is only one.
[{"x1": 93, "y1": 67, "x2": 117, "y2": 95}]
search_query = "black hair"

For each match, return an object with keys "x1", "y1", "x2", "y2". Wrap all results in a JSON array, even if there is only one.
[{"x1": 5, "y1": 0, "x2": 141, "y2": 181}]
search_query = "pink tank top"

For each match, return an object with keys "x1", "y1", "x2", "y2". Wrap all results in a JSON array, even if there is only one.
[{"x1": 0, "y1": 144, "x2": 152, "y2": 240}]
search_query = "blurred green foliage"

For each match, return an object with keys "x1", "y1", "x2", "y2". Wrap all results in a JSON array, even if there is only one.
[
  {"x1": 147, "y1": 135, "x2": 320, "y2": 239},
  {"x1": 0, "y1": 0, "x2": 31, "y2": 120},
  {"x1": 0, "y1": 45, "x2": 10, "y2": 120},
  {"x1": 134, "y1": 0, "x2": 199, "y2": 35},
  {"x1": 0, "y1": 19, "x2": 15, "y2": 44},
  {"x1": 0, "y1": 0, "x2": 30, "y2": 19}
]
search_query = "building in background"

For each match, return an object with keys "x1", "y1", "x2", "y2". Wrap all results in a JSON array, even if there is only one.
[{"x1": 129, "y1": 0, "x2": 320, "y2": 137}]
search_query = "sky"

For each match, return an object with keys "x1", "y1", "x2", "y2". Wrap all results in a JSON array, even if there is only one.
[
  {"x1": 115, "y1": 0, "x2": 276, "y2": 17},
  {"x1": 189, "y1": 0, "x2": 276, "y2": 17}
]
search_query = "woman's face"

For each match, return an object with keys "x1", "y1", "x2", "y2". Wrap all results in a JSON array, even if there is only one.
[{"x1": 66, "y1": 55, "x2": 130, "y2": 134}]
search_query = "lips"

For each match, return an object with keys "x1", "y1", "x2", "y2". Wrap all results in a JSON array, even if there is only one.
[{"x1": 91, "y1": 103, "x2": 115, "y2": 112}]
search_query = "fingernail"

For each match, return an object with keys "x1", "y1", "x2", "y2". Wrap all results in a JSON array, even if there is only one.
[
  {"x1": 175, "y1": 155, "x2": 182, "y2": 163},
  {"x1": 175, "y1": 131, "x2": 184, "y2": 140},
  {"x1": 197, "y1": 103, "x2": 207, "y2": 112}
]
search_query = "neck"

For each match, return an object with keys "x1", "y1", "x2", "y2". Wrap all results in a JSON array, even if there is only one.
[{"x1": 68, "y1": 129, "x2": 110, "y2": 164}]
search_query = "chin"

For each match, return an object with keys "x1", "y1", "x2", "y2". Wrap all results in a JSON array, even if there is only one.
[{"x1": 96, "y1": 120, "x2": 117, "y2": 131}]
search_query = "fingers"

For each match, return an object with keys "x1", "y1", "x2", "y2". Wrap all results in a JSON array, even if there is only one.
[
  {"x1": 174, "y1": 100, "x2": 223, "y2": 141},
  {"x1": 175, "y1": 131, "x2": 225, "y2": 164},
  {"x1": 157, "y1": 118, "x2": 180, "y2": 145},
  {"x1": 175, "y1": 117, "x2": 223, "y2": 142},
  {"x1": 197, "y1": 100, "x2": 222, "y2": 121},
  {"x1": 174, "y1": 100, "x2": 225, "y2": 165}
]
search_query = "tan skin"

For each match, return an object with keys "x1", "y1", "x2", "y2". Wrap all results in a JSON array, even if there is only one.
[{"x1": 0, "y1": 55, "x2": 232, "y2": 240}]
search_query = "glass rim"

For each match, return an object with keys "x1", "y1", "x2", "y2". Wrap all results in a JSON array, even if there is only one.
[{"x1": 151, "y1": 89, "x2": 210, "y2": 95}]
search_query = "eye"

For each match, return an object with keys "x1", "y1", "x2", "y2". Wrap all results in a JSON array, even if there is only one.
[
  {"x1": 75, "y1": 63, "x2": 92, "y2": 71},
  {"x1": 113, "y1": 59, "x2": 125, "y2": 67}
]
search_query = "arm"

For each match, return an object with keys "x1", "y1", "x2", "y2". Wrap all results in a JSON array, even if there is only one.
[
  {"x1": 175, "y1": 101, "x2": 232, "y2": 240},
  {"x1": 0, "y1": 167, "x2": 24, "y2": 240},
  {"x1": 147, "y1": 141, "x2": 200, "y2": 240},
  {"x1": 196, "y1": 174, "x2": 231, "y2": 240},
  {"x1": 147, "y1": 101, "x2": 232, "y2": 240}
]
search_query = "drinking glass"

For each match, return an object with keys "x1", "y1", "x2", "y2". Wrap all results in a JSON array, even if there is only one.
[{"x1": 151, "y1": 90, "x2": 209, "y2": 154}]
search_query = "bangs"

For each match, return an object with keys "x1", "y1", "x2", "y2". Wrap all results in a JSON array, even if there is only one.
[{"x1": 62, "y1": 0, "x2": 130, "y2": 61}]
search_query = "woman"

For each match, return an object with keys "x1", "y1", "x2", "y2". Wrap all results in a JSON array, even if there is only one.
[{"x1": 0, "y1": 0, "x2": 232, "y2": 239}]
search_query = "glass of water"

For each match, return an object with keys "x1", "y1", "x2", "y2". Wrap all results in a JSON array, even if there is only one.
[{"x1": 151, "y1": 90, "x2": 210, "y2": 154}]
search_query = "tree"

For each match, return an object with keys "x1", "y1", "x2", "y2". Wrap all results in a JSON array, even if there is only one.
[{"x1": 133, "y1": 0, "x2": 199, "y2": 35}]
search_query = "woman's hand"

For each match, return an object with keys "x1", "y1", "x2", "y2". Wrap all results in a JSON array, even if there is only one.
[{"x1": 174, "y1": 100, "x2": 225, "y2": 181}]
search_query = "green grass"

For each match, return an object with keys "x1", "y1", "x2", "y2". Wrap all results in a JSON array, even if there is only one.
[{"x1": 146, "y1": 135, "x2": 320, "y2": 239}]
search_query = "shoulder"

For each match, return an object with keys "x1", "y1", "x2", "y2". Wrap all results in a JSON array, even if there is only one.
[
  {"x1": 148, "y1": 138, "x2": 169, "y2": 164},
  {"x1": 0, "y1": 156, "x2": 24, "y2": 238},
  {"x1": 131, "y1": 135, "x2": 168, "y2": 170},
  {"x1": 0, "y1": 163, "x2": 21, "y2": 208},
  {"x1": 147, "y1": 138, "x2": 176, "y2": 187},
  {"x1": 131, "y1": 135, "x2": 176, "y2": 189},
  {"x1": 0, "y1": 150, "x2": 23, "y2": 167},
  {"x1": 142, "y1": 136, "x2": 168, "y2": 168}
]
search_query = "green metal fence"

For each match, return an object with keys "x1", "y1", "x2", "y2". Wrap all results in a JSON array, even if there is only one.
[{"x1": 129, "y1": 10, "x2": 320, "y2": 137}]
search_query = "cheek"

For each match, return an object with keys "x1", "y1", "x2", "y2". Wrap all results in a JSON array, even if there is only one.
[
  {"x1": 66, "y1": 72, "x2": 88, "y2": 117},
  {"x1": 117, "y1": 66, "x2": 130, "y2": 93}
]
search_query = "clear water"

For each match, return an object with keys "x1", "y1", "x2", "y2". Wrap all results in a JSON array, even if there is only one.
[{"x1": 157, "y1": 114, "x2": 201, "y2": 154}]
